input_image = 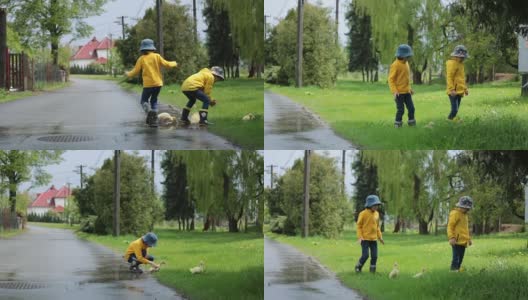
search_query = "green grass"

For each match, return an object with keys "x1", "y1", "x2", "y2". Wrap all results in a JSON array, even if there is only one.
[
  {"x1": 70, "y1": 74, "x2": 122, "y2": 81},
  {"x1": 266, "y1": 78, "x2": 528, "y2": 149},
  {"x1": 0, "y1": 228, "x2": 26, "y2": 239},
  {"x1": 119, "y1": 78, "x2": 264, "y2": 149},
  {"x1": 267, "y1": 229, "x2": 528, "y2": 300},
  {"x1": 28, "y1": 221, "x2": 80, "y2": 230},
  {"x1": 78, "y1": 228, "x2": 263, "y2": 300},
  {"x1": 0, "y1": 81, "x2": 70, "y2": 104}
]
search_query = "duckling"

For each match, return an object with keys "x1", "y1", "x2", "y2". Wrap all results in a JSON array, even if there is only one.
[
  {"x1": 242, "y1": 113, "x2": 255, "y2": 121},
  {"x1": 190, "y1": 261, "x2": 206, "y2": 274},
  {"x1": 388, "y1": 262, "x2": 399, "y2": 279},
  {"x1": 413, "y1": 268, "x2": 426, "y2": 278}
]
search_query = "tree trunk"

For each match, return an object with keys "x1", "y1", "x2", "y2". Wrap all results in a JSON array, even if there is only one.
[
  {"x1": 413, "y1": 71, "x2": 423, "y2": 85},
  {"x1": 191, "y1": 215, "x2": 195, "y2": 231},
  {"x1": 9, "y1": 177, "x2": 17, "y2": 213},
  {"x1": 393, "y1": 216, "x2": 402, "y2": 233},
  {"x1": 418, "y1": 219, "x2": 429, "y2": 234},
  {"x1": 361, "y1": 69, "x2": 365, "y2": 82},
  {"x1": 244, "y1": 214, "x2": 248, "y2": 233}
]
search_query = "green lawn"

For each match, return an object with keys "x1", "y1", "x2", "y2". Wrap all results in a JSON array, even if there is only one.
[
  {"x1": 117, "y1": 78, "x2": 263, "y2": 149},
  {"x1": 28, "y1": 221, "x2": 80, "y2": 230},
  {"x1": 78, "y1": 228, "x2": 263, "y2": 300},
  {"x1": 266, "y1": 79, "x2": 528, "y2": 149},
  {"x1": 0, "y1": 81, "x2": 70, "y2": 104},
  {"x1": 267, "y1": 230, "x2": 528, "y2": 300},
  {"x1": 0, "y1": 228, "x2": 26, "y2": 239}
]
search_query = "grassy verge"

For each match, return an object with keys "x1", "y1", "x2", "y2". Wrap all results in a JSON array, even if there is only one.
[
  {"x1": 77, "y1": 228, "x2": 263, "y2": 300},
  {"x1": 0, "y1": 81, "x2": 70, "y2": 104},
  {"x1": 0, "y1": 228, "x2": 26, "y2": 239},
  {"x1": 70, "y1": 74, "x2": 123, "y2": 81},
  {"x1": 266, "y1": 79, "x2": 528, "y2": 149},
  {"x1": 28, "y1": 221, "x2": 80, "y2": 230},
  {"x1": 118, "y1": 78, "x2": 264, "y2": 149},
  {"x1": 267, "y1": 230, "x2": 528, "y2": 300}
]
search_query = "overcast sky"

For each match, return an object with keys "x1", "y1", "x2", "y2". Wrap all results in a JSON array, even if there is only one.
[
  {"x1": 20, "y1": 150, "x2": 164, "y2": 195},
  {"x1": 65, "y1": 0, "x2": 206, "y2": 47},
  {"x1": 265, "y1": 0, "x2": 348, "y2": 46},
  {"x1": 264, "y1": 150, "x2": 357, "y2": 197}
]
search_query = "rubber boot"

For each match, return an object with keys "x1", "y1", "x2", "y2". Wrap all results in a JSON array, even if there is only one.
[
  {"x1": 369, "y1": 266, "x2": 376, "y2": 274},
  {"x1": 146, "y1": 111, "x2": 158, "y2": 127},
  {"x1": 394, "y1": 121, "x2": 403, "y2": 128},
  {"x1": 408, "y1": 119, "x2": 416, "y2": 126},
  {"x1": 180, "y1": 108, "x2": 191, "y2": 126},
  {"x1": 141, "y1": 102, "x2": 150, "y2": 113},
  {"x1": 199, "y1": 110, "x2": 209, "y2": 126},
  {"x1": 355, "y1": 262, "x2": 363, "y2": 273},
  {"x1": 150, "y1": 113, "x2": 159, "y2": 127}
]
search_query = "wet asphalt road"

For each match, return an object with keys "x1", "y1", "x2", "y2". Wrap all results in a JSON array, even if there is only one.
[
  {"x1": 0, "y1": 225, "x2": 183, "y2": 300},
  {"x1": 264, "y1": 92, "x2": 355, "y2": 150},
  {"x1": 264, "y1": 237, "x2": 362, "y2": 300},
  {"x1": 0, "y1": 78, "x2": 235, "y2": 150}
]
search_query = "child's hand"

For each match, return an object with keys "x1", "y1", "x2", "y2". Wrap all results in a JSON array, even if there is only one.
[
  {"x1": 450, "y1": 90, "x2": 457, "y2": 97},
  {"x1": 465, "y1": 89, "x2": 469, "y2": 96},
  {"x1": 394, "y1": 92, "x2": 399, "y2": 99},
  {"x1": 357, "y1": 238, "x2": 363, "y2": 244},
  {"x1": 410, "y1": 89, "x2": 414, "y2": 95},
  {"x1": 468, "y1": 240, "x2": 473, "y2": 246},
  {"x1": 379, "y1": 238, "x2": 385, "y2": 245},
  {"x1": 449, "y1": 238, "x2": 456, "y2": 246}
]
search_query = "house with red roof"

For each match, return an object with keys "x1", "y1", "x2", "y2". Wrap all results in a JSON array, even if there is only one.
[
  {"x1": 27, "y1": 185, "x2": 71, "y2": 216},
  {"x1": 70, "y1": 37, "x2": 114, "y2": 68}
]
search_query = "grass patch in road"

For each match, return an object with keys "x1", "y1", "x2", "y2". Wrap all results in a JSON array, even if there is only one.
[
  {"x1": 78, "y1": 228, "x2": 263, "y2": 300},
  {"x1": 0, "y1": 228, "x2": 26, "y2": 239},
  {"x1": 267, "y1": 230, "x2": 528, "y2": 300},
  {"x1": 119, "y1": 78, "x2": 264, "y2": 149},
  {"x1": 266, "y1": 79, "x2": 528, "y2": 149},
  {"x1": 28, "y1": 222, "x2": 80, "y2": 230},
  {"x1": 0, "y1": 81, "x2": 70, "y2": 104}
]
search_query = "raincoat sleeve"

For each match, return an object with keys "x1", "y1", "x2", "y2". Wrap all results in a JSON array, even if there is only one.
[
  {"x1": 388, "y1": 62, "x2": 398, "y2": 94},
  {"x1": 376, "y1": 216, "x2": 383, "y2": 240},
  {"x1": 133, "y1": 242, "x2": 150, "y2": 264},
  {"x1": 356, "y1": 212, "x2": 364, "y2": 239},
  {"x1": 446, "y1": 60, "x2": 457, "y2": 93},
  {"x1": 447, "y1": 210, "x2": 458, "y2": 240},
  {"x1": 158, "y1": 54, "x2": 177, "y2": 68},
  {"x1": 127, "y1": 56, "x2": 143, "y2": 78},
  {"x1": 203, "y1": 73, "x2": 214, "y2": 98}
]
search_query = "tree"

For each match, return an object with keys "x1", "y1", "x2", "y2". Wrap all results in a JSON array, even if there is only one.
[
  {"x1": 117, "y1": 2, "x2": 207, "y2": 84},
  {"x1": 351, "y1": 151, "x2": 378, "y2": 222},
  {"x1": 203, "y1": 0, "x2": 239, "y2": 79},
  {"x1": 11, "y1": 0, "x2": 110, "y2": 65},
  {"x1": 270, "y1": 3, "x2": 342, "y2": 88},
  {"x1": 0, "y1": 151, "x2": 63, "y2": 213},
  {"x1": 275, "y1": 153, "x2": 348, "y2": 238}
]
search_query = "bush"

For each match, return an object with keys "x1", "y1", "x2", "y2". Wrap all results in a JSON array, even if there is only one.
[
  {"x1": 70, "y1": 64, "x2": 108, "y2": 75},
  {"x1": 79, "y1": 215, "x2": 98, "y2": 233},
  {"x1": 27, "y1": 211, "x2": 63, "y2": 223}
]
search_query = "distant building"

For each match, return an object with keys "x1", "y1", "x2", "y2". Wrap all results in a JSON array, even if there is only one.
[
  {"x1": 70, "y1": 37, "x2": 113, "y2": 68},
  {"x1": 27, "y1": 185, "x2": 70, "y2": 216}
]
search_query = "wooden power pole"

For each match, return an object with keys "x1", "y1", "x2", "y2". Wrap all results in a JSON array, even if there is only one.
[
  {"x1": 113, "y1": 150, "x2": 121, "y2": 237},
  {"x1": 342, "y1": 150, "x2": 346, "y2": 196},
  {"x1": 156, "y1": 0, "x2": 164, "y2": 57},
  {"x1": 302, "y1": 150, "x2": 310, "y2": 238},
  {"x1": 193, "y1": 0, "x2": 197, "y2": 42},
  {"x1": 296, "y1": 0, "x2": 304, "y2": 88},
  {"x1": 151, "y1": 150, "x2": 155, "y2": 193},
  {"x1": 335, "y1": 0, "x2": 339, "y2": 44},
  {"x1": 0, "y1": 9, "x2": 6, "y2": 90}
]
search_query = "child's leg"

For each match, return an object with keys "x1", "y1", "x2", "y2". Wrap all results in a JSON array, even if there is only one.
[
  {"x1": 369, "y1": 241, "x2": 378, "y2": 273},
  {"x1": 355, "y1": 240, "x2": 370, "y2": 272},
  {"x1": 141, "y1": 88, "x2": 153, "y2": 112},
  {"x1": 404, "y1": 94, "x2": 416, "y2": 125},
  {"x1": 181, "y1": 91, "x2": 197, "y2": 123},
  {"x1": 456, "y1": 96, "x2": 463, "y2": 115},
  {"x1": 458, "y1": 245, "x2": 466, "y2": 268},
  {"x1": 149, "y1": 87, "x2": 162, "y2": 112},
  {"x1": 448, "y1": 95, "x2": 460, "y2": 119},
  {"x1": 394, "y1": 95, "x2": 405, "y2": 127},
  {"x1": 450, "y1": 245, "x2": 463, "y2": 270},
  {"x1": 193, "y1": 89, "x2": 211, "y2": 110}
]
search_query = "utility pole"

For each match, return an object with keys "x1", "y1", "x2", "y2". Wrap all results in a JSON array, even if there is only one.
[
  {"x1": 335, "y1": 0, "x2": 339, "y2": 44},
  {"x1": 302, "y1": 150, "x2": 310, "y2": 238},
  {"x1": 75, "y1": 165, "x2": 86, "y2": 189},
  {"x1": 193, "y1": 0, "x2": 197, "y2": 43},
  {"x1": 525, "y1": 179, "x2": 528, "y2": 232},
  {"x1": 156, "y1": 0, "x2": 164, "y2": 57},
  {"x1": 0, "y1": 9, "x2": 6, "y2": 90},
  {"x1": 266, "y1": 165, "x2": 278, "y2": 189},
  {"x1": 113, "y1": 150, "x2": 121, "y2": 237},
  {"x1": 342, "y1": 150, "x2": 346, "y2": 196},
  {"x1": 151, "y1": 150, "x2": 155, "y2": 193},
  {"x1": 115, "y1": 16, "x2": 127, "y2": 40},
  {"x1": 296, "y1": 0, "x2": 304, "y2": 88},
  {"x1": 264, "y1": 15, "x2": 271, "y2": 39}
]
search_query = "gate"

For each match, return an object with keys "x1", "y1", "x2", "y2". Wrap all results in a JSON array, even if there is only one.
[{"x1": 6, "y1": 52, "x2": 32, "y2": 91}]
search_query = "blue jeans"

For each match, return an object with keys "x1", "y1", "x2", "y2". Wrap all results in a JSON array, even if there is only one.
[
  {"x1": 358, "y1": 240, "x2": 378, "y2": 267},
  {"x1": 451, "y1": 245, "x2": 466, "y2": 270},
  {"x1": 183, "y1": 90, "x2": 210, "y2": 110},
  {"x1": 141, "y1": 87, "x2": 162, "y2": 111},
  {"x1": 395, "y1": 93, "x2": 415, "y2": 123},
  {"x1": 128, "y1": 250, "x2": 154, "y2": 266},
  {"x1": 448, "y1": 95, "x2": 462, "y2": 119}
]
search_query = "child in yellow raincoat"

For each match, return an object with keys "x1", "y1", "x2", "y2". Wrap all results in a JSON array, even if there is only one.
[
  {"x1": 355, "y1": 195, "x2": 385, "y2": 274},
  {"x1": 388, "y1": 44, "x2": 415, "y2": 128},
  {"x1": 447, "y1": 196, "x2": 473, "y2": 272},
  {"x1": 124, "y1": 232, "x2": 160, "y2": 273},
  {"x1": 125, "y1": 39, "x2": 178, "y2": 127},
  {"x1": 180, "y1": 67, "x2": 225, "y2": 126},
  {"x1": 446, "y1": 45, "x2": 469, "y2": 121}
]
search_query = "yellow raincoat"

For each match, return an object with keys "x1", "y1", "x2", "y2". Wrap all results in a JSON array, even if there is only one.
[
  {"x1": 447, "y1": 208, "x2": 471, "y2": 247},
  {"x1": 126, "y1": 52, "x2": 177, "y2": 87},
  {"x1": 446, "y1": 58, "x2": 467, "y2": 95},
  {"x1": 181, "y1": 68, "x2": 216, "y2": 97},
  {"x1": 388, "y1": 59, "x2": 412, "y2": 94},
  {"x1": 356, "y1": 208, "x2": 383, "y2": 241}
]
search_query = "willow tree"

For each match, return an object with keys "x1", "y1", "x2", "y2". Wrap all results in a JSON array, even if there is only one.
[
  {"x1": 362, "y1": 150, "x2": 453, "y2": 234},
  {"x1": 354, "y1": 0, "x2": 447, "y2": 84},
  {"x1": 212, "y1": 0, "x2": 264, "y2": 78}
]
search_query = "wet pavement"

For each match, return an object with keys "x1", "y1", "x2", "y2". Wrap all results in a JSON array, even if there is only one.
[
  {"x1": 0, "y1": 225, "x2": 183, "y2": 300},
  {"x1": 264, "y1": 237, "x2": 363, "y2": 300},
  {"x1": 264, "y1": 92, "x2": 355, "y2": 149},
  {"x1": 0, "y1": 78, "x2": 236, "y2": 149}
]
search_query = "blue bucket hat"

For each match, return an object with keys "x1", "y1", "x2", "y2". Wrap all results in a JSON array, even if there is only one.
[
  {"x1": 395, "y1": 44, "x2": 413, "y2": 58},
  {"x1": 456, "y1": 196, "x2": 473, "y2": 209},
  {"x1": 140, "y1": 39, "x2": 156, "y2": 51},
  {"x1": 450, "y1": 45, "x2": 469, "y2": 58},
  {"x1": 142, "y1": 232, "x2": 158, "y2": 247},
  {"x1": 365, "y1": 195, "x2": 382, "y2": 208}
]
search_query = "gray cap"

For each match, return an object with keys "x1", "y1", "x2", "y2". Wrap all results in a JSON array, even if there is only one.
[
  {"x1": 140, "y1": 39, "x2": 156, "y2": 51},
  {"x1": 211, "y1": 66, "x2": 225, "y2": 80}
]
